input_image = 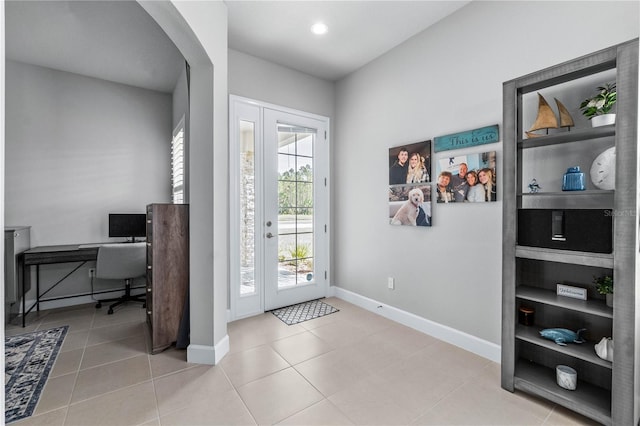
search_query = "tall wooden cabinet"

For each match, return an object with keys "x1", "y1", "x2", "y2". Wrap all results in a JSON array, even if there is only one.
[
  {"x1": 146, "y1": 203, "x2": 189, "y2": 354},
  {"x1": 502, "y1": 39, "x2": 638, "y2": 425}
]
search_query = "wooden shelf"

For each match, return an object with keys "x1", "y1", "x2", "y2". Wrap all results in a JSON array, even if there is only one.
[
  {"x1": 514, "y1": 360, "x2": 611, "y2": 425},
  {"x1": 517, "y1": 126, "x2": 615, "y2": 149},
  {"x1": 503, "y1": 39, "x2": 639, "y2": 425},
  {"x1": 515, "y1": 246, "x2": 614, "y2": 268},
  {"x1": 516, "y1": 325, "x2": 612, "y2": 369},
  {"x1": 517, "y1": 190, "x2": 614, "y2": 209},
  {"x1": 516, "y1": 286, "x2": 613, "y2": 319}
]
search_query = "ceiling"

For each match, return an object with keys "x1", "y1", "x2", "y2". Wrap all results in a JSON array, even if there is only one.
[
  {"x1": 5, "y1": 0, "x2": 471, "y2": 91},
  {"x1": 227, "y1": 1, "x2": 470, "y2": 81},
  {"x1": 5, "y1": 0, "x2": 184, "y2": 93}
]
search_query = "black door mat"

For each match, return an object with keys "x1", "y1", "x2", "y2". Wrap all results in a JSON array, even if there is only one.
[{"x1": 271, "y1": 299, "x2": 339, "y2": 325}]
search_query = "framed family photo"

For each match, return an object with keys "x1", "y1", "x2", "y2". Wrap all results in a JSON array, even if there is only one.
[
  {"x1": 435, "y1": 151, "x2": 497, "y2": 203},
  {"x1": 388, "y1": 140, "x2": 432, "y2": 228},
  {"x1": 389, "y1": 141, "x2": 432, "y2": 185}
]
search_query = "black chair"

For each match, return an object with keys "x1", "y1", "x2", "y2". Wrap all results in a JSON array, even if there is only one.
[{"x1": 93, "y1": 242, "x2": 146, "y2": 315}]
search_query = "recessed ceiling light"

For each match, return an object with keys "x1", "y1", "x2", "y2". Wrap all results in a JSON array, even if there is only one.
[{"x1": 310, "y1": 22, "x2": 328, "y2": 35}]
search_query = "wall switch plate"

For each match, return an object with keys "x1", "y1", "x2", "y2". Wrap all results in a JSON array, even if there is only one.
[{"x1": 388, "y1": 277, "x2": 395, "y2": 290}]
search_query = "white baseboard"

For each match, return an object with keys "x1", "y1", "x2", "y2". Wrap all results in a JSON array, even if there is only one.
[
  {"x1": 327, "y1": 285, "x2": 337, "y2": 298},
  {"x1": 332, "y1": 286, "x2": 500, "y2": 363},
  {"x1": 214, "y1": 334, "x2": 230, "y2": 363},
  {"x1": 187, "y1": 334, "x2": 229, "y2": 365}
]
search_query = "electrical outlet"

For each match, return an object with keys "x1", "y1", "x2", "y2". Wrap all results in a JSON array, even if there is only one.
[
  {"x1": 388, "y1": 277, "x2": 395, "y2": 290},
  {"x1": 88, "y1": 268, "x2": 96, "y2": 278}
]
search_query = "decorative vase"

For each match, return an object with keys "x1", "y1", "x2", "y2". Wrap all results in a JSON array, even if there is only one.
[
  {"x1": 562, "y1": 166, "x2": 586, "y2": 191},
  {"x1": 606, "y1": 293, "x2": 613, "y2": 308},
  {"x1": 591, "y1": 113, "x2": 616, "y2": 127},
  {"x1": 556, "y1": 365, "x2": 577, "y2": 391}
]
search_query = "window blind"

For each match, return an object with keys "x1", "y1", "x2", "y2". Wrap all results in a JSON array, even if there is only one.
[{"x1": 171, "y1": 119, "x2": 185, "y2": 204}]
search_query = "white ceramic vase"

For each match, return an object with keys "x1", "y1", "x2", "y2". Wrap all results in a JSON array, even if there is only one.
[
  {"x1": 591, "y1": 113, "x2": 616, "y2": 127},
  {"x1": 556, "y1": 365, "x2": 577, "y2": 390}
]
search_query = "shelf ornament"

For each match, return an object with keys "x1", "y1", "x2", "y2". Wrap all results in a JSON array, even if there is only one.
[
  {"x1": 562, "y1": 167, "x2": 586, "y2": 191},
  {"x1": 590, "y1": 147, "x2": 616, "y2": 190},
  {"x1": 526, "y1": 93, "x2": 575, "y2": 138},
  {"x1": 580, "y1": 83, "x2": 617, "y2": 127},
  {"x1": 528, "y1": 178, "x2": 541, "y2": 193},
  {"x1": 540, "y1": 328, "x2": 586, "y2": 346},
  {"x1": 594, "y1": 337, "x2": 613, "y2": 362},
  {"x1": 556, "y1": 365, "x2": 578, "y2": 390},
  {"x1": 594, "y1": 274, "x2": 614, "y2": 307}
]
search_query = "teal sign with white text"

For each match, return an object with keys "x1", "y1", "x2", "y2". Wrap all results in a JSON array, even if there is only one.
[{"x1": 434, "y1": 125, "x2": 499, "y2": 152}]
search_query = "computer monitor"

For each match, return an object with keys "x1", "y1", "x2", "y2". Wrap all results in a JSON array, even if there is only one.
[{"x1": 108, "y1": 213, "x2": 146, "y2": 242}]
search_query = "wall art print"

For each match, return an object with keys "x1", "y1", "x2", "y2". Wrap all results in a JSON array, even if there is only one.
[
  {"x1": 389, "y1": 185, "x2": 432, "y2": 227},
  {"x1": 389, "y1": 141, "x2": 432, "y2": 185},
  {"x1": 388, "y1": 140, "x2": 432, "y2": 227},
  {"x1": 435, "y1": 151, "x2": 497, "y2": 203},
  {"x1": 433, "y1": 124, "x2": 499, "y2": 152}
]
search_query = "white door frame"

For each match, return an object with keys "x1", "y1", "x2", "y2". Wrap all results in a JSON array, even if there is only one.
[{"x1": 229, "y1": 95, "x2": 331, "y2": 321}]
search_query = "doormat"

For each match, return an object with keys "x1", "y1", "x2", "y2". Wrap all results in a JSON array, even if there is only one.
[
  {"x1": 271, "y1": 299, "x2": 339, "y2": 325},
  {"x1": 5, "y1": 326, "x2": 68, "y2": 424}
]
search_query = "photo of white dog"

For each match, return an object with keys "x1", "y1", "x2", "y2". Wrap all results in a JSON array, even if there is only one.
[{"x1": 390, "y1": 187, "x2": 424, "y2": 226}]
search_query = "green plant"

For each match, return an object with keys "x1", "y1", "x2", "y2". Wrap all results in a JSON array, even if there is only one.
[
  {"x1": 580, "y1": 83, "x2": 617, "y2": 119},
  {"x1": 289, "y1": 244, "x2": 310, "y2": 260},
  {"x1": 593, "y1": 275, "x2": 613, "y2": 295}
]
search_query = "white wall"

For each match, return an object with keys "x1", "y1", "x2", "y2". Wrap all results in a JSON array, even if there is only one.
[
  {"x1": 141, "y1": 0, "x2": 229, "y2": 364},
  {"x1": 173, "y1": 65, "x2": 187, "y2": 128},
  {"x1": 229, "y1": 49, "x2": 335, "y2": 119},
  {"x1": 5, "y1": 60, "x2": 172, "y2": 247},
  {"x1": 5, "y1": 60, "x2": 172, "y2": 301},
  {"x1": 333, "y1": 1, "x2": 639, "y2": 346}
]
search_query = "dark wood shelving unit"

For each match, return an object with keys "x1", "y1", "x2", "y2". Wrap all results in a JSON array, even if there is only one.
[{"x1": 502, "y1": 39, "x2": 639, "y2": 425}]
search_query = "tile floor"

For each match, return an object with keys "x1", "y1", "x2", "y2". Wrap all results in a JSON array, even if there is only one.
[{"x1": 6, "y1": 297, "x2": 599, "y2": 425}]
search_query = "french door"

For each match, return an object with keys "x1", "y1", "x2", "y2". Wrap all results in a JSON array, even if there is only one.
[{"x1": 230, "y1": 96, "x2": 329, "y2": 319}]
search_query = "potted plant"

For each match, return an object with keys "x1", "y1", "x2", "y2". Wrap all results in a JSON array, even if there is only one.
[
  {"x1": 580, "y1": 83, "x2": 617, "y2": 127},
  {"x1": 594, "y1": 275, "x2": 614, "y2": 307}
]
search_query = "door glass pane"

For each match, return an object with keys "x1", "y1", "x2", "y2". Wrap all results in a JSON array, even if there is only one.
[
  {"x1": 277, "y1": 125, "x2": 315, "y2": 289},
  {"x1": 240, "y1": 120, "x2": 256, "y2": 295}
]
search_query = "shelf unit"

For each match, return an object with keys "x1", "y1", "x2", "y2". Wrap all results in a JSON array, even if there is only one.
[{"x1": 502, "y1": 39, "x2": 638, "y2": 425}]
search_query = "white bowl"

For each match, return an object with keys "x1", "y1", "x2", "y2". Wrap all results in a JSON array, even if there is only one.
[{"x1": 556, "y1": 365, "x2": 577, "y2": 390}]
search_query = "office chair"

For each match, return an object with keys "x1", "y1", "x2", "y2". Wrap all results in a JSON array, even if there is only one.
[{"x1": 93, "y1": 242, "x2": 147, "y2": 315}]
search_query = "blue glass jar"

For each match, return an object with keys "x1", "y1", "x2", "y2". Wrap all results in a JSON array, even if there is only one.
[{"x1": 562, "y1": 166, "x2": 586, "y2": 191}]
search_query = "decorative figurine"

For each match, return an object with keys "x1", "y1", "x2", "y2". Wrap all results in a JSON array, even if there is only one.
[
  {"x1": 528, "y1": 178, "x2": 541, "y2": 193},
  {"x1": 526, "y1": 94, "x2": 575, "y2": 138},
  {"x1": 594, "y1": 337, "x2": 613, "y2": 362},
  {"x1": 540, "y1": 328, "x2": 586, "y2": 346}
]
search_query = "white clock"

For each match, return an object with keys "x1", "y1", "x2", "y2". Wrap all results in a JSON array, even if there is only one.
[{"x1": 590, "y1": 147, "x2": 616, "y2": 190}]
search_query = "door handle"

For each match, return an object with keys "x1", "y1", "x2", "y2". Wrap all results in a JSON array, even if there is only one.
[{"x1": 266, "y1": 232, "x2": 274, "y2": 238}]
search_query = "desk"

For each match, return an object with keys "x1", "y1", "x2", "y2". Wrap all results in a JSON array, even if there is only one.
[{"x1": 22, "y1": 245, "x2": 99, "y2": 327}]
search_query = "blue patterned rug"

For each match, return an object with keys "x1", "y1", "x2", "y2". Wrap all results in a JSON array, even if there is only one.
[
  {"x1": 5, "y1": 326, "x2": 68, "y2": 424},
  {"x1": 271, "y1": 299, "x2": 339, "y2": 325}
]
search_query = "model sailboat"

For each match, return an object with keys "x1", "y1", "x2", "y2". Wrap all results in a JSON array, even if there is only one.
[{"x1": 525, "y1": 93, "x2": 575, "y2": 138}]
